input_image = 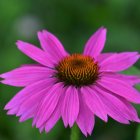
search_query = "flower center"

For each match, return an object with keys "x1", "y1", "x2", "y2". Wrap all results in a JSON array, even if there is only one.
[{"x1": 55, "y1": 54, "x2": 99, "y2": 87}]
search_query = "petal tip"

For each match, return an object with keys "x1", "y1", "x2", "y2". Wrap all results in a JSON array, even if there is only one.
[
  {"x1": 69, "y1": 123, "x2": 74, "y2": 128},
  {"x1": 4, "y1": 106, "x2": 9, "y2": 110},
  {"x1": 19, "y1": 118, "x2": 24, "y2": 122},
  {"x1": 16, "y1": 40, "x2": 23, "y2": 45},
  {"x1": 62, "y1": 120, "x2": 68, "y2": 128},
  {"x1": 99, "y1": 26, "x2": 107, "y2": 32},
  {"x1": 0, "y1": 74, "x2": 5, "y2": 78},
  {"x1": 39, "y1": 128, "x2": 44, "y2": 133},
  {"x1": 0, "y1": 80, "x2": 8, "y2": 84},
  {"x1": 16, "y1": 40, "x2": 26, "y2": 50},
  {"x1": 37, "y1": 31, "x2": 42, "y2": 36},
  {"x1": 42, "y1": 29, "x2": 49, "y2": 34},
  {"x1": 134, "y1": 118, "x2": 140, "y2": 123},
  {"x1": 103, "y1": 115, "x2": 108, "y2": 122}
]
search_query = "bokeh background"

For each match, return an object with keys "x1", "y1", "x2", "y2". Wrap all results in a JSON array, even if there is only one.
[{"x1": 0, "y1": 0, "x2": 140, "y2": 140}]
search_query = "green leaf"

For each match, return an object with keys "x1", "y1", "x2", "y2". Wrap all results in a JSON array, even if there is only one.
[{"x1": 136, "y1": 125, "x2": 140, "y2": 140}]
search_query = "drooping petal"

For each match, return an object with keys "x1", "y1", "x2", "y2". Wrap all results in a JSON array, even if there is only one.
[
  {"x1": 76, "y1": 92, "x2": 95, "y2": 136},
  {"x1": 94, "y1": 85, "x2": 140, "y2": 122},
  {"x1": 61, "y1": 86, "x2": 79, "y2": 127},
  {"x1": 19, "y1": 106, "x2": 37, "y2": 122},
  {"x1": 17, "y1": 86, "x2": 51, "y2": 118},
  {"x1": 99, "y1": 52, "x2": 140, "y2": 72},
  {"x1": 16, "y1": 41, "x2": 56, "y2": 67},
  {"x1": 42, "y1": 91, "x2": 65, "y2": 133},
  {"x1": 116, "y1": 96, "x2": 140, "y2": 122},
  {"x1": 38, "y1": 30, "x2": 69, "y2": 63},
  {"x1": 0, "y1": 66, "x2": 55, "y2": 87},
  {"x1": 81, "y1": 86, "x2": 108, "y2": 122},
  {"x1": 97, "y1": 75, "x2": 140, "y2": 103},
  {"x1": 5, "y1": 78, "x2": 56, "y2": 123},
  {"x1": 93, "y1": 86, "x2": 130, "y2": 124},
  {"x1": 33, "y1": 83, "x2": 64, "y2": 128},
  {"x1": 101, "y1": 72, "x2": 140, "y2": 86},
  {"x1": 4, "y1": 78, "x2": 56, "y2": 110},
  {"x1": 7, "y1": 107, "x2": 19, "y2": 115},
  {"x1": 44, "y1": 102, "x2": 61, "y2": 133},
  {"x1": 38, "y1": 103, "x2": 61, "y2": 133},
  {"x1": 83, "y1": 27, "x2": 107, "y2": 59}
]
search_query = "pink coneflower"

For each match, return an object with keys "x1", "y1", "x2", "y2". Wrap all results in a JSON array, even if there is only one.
[{"x1": 1, "y1": 27, "x2": 140, "y2": 136}]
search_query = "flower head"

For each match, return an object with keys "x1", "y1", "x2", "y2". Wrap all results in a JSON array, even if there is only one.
[{"x1": 1, "y1": 27, "x2": 140, "y2": 136}]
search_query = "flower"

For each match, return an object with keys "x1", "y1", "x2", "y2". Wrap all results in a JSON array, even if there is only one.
[{"x1": 1, "y1": 27, "x2": 140, "y2": 136}]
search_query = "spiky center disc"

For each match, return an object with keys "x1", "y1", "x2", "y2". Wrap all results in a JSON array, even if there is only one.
[{"x1": 56, "y1": 54, "x2": 99, "y2": 87}]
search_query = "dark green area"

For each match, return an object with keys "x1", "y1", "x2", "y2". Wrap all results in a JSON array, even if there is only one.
[{"x1": 0, "y1": 0, "x2": 140, "y2": 140}]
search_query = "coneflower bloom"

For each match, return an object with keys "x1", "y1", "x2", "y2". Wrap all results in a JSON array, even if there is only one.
[{"x1": 1, "y1": 27, "x2": 140, "y2": 136}]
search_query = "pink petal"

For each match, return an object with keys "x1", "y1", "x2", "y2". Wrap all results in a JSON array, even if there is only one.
[
  {"x1": 116, "y1": 96, "x2": 140, "y2": 122},
  {"x1": 5, "y1": 78, "x2": 56, "y2": 110},
  {"x1": 33, "y1": 83, "x2": 64, "y2": 128},
  {"x1": 44, "y1": 103, "x2": 61, "y2": 133},
  {"x1": 93, "y1": 86, "x2": 130, "y2": 124},
  {"x1": 61, "y1": 86, "x2": 79, "y2": 127},
  {"x1": 94, "y1": 85, "x2": 140, "y2": 122},
  {"x1": 76, "y1": 93, "x2": 95, "y2": 136},
  {"x1": 96, "y1": 53, "x2": 115, "y2": 62},
  {"x1": 97, "y1": 75, "x2": 140, "y2": 103},
  {"x1": 81, "y1": 86, "x2": 108, "y2": 122},
  {"x1": 7, "y1": 107, "x2": 19, "y2": 115},
  {"x1": 0, "y1": 66, "x2": 55, "y2": 87},
  {"x1": 38, "y1": 30, "x2": 69, "y2": 63},
  {"x1": 16, "y1": 41, "x2": 55, "y2": 67},
  {"x1": 99, "y1": 52, "x2": 140, "y2": 72},
  {"x1": 101, "y1": 72, "x2": 140, "y2": 86},
  {"x1": 37, "y1": 86, "x2": 65, "y2": 133},
  {"x1": 17, "y1": 86, "x2": 50, "y2": 117},
  {"x1": 5, "y1": 78, "x2": 56, "y2": 123},
  {"x1": 45, "y1": 91, "x2": 65, "y2": 132},
  {"x1": 19, "y1": 107, "x2": 36, "y2": 122},
  {"x1": 83, "y1": 27, "x2": 107, "y2": 59}
]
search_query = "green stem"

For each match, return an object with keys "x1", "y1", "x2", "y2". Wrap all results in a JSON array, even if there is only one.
[{"x1": 70, "y1": 124, "x2": 80, "y2": 140}]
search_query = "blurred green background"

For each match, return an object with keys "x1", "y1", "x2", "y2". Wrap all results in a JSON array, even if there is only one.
[{"x1": 0, "y1": 0, "x2": 140, "y2": 140}]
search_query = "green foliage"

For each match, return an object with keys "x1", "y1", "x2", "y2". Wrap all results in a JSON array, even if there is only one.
[{"x1": 136, "y1": 125, "x2": 140, "y2": 140}]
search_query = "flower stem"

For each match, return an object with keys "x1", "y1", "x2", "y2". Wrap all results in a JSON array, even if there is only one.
[{"x1": 70, "y1": 124, "x2": 80, "y2": 140}]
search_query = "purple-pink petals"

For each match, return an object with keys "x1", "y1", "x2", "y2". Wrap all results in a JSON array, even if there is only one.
[{"x1": 1, "y1": 27, "x2": 140, "y2": 136}]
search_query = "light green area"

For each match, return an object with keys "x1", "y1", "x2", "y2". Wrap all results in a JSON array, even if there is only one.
[{"x1": 70, "y1": 124, "x2": 80, "y2": 140}]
